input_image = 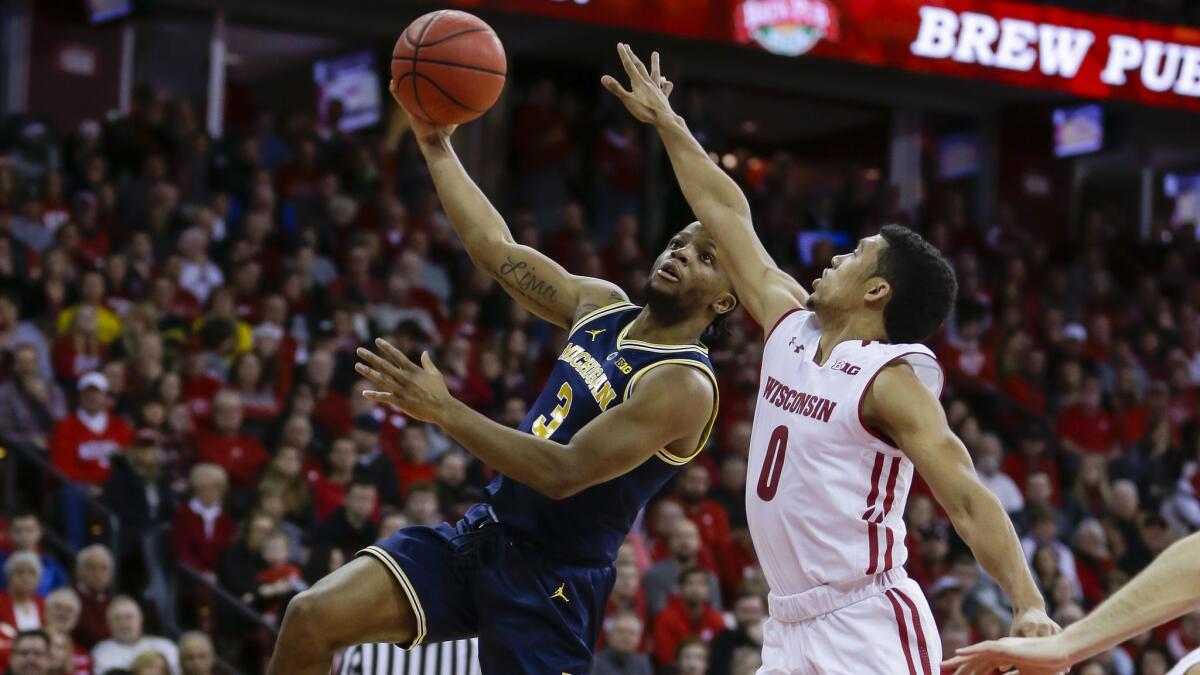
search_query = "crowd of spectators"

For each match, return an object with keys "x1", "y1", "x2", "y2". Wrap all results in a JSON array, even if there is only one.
[{"x1": 0, "y1": 69, "x2": 1197, "y2": 675}]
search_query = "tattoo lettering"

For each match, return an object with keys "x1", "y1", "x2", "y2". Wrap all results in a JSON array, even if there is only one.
[{"x1": 499, "y1": 257, "x2": 558, "y2": 304}]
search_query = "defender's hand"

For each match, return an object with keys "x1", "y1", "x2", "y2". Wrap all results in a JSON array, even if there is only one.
[
  {"x1": 356, "y1": 339, "x2": 452, "y2": 424},
  {"x1": 602, "y1": 43, "x2": 675, "y2": 125},
  {"x1": 388, "y1": 79, "x2": 458, "y2": 144},
  {"x1": 943, "y1": 635, "x2": 1071, "y2": 675}
]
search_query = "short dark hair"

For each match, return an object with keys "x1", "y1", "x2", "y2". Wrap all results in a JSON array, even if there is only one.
[
  {"x1": 348, "y1": 470, "x2": 377, "y2": 491},
  {"x1": 8, "y1": 508, "x2": 39, "y2": 524},
  {"x1": 875, "y1": 225, "x2": 957, "y2": 343},
  {"x1": 13, "y1": 628, "x2": 51, "y2": 651}
]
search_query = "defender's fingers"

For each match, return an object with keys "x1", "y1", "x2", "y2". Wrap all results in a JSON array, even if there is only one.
[
  {"x1": 355, "y1": 362, "x2": 403, "y2": 393},
  {"x1": 356, "y1": 349, "x2": 408, "y2": 384},
  {"x1": 626, "y1": 44, "x2": 652, "y2": 80},
  {"x1": 420, "y1": 351, "x2": 440, "y2": 373},
  {"x1": 601, "y1": 75, "x2": 635, "y2": 100},
  {"x1": 374, "y1": 338, "x2": 419, "y2": 371},
  {"x1": 616, "y1": 43, "x2": 643, "y2": 82},
  {"x1": 619, "y1": 43, "x2": 651, "y2": 82}
]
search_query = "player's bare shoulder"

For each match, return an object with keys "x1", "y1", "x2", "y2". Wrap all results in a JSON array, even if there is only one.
[
  {"x1": 571, "y1": 281, "x2": 630, "y2": 327},
  {"x1": 862, "y1": 347, "x2": 946, "y2": 428}
]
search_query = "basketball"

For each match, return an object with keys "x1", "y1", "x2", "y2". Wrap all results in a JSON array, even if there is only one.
[{"x1": 391, "y1": 10, "x2": 507, "y2": 126}]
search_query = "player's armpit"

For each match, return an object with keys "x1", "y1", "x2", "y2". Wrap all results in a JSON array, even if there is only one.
[
  {"x1": 558, "y1": 363, "x2": 714, "y2": 496},
  {"x1": 867, "y1": 363, "x2": 1050, "y2": 616},
  {"x1": 861, "y1": 362, "x2": 974, "y2": 514}
]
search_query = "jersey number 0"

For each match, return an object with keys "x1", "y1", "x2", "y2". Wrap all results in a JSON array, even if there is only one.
[
  {"x1": 756, "y1": 425, "x2": 788, "y2": 501},
  {"x1": 532, "y1": 382, "x2": 573, "y2": 439}
]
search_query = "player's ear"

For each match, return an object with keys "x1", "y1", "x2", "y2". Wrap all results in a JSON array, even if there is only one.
[
  {"x1": 864, "y1": 277, "x2": 891, "y2": 306},
  {"x1": 713, "y1": 291, "x2": 737, "y2": 316}
]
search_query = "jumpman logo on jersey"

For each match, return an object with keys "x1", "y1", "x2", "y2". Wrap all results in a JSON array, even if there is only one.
[
  {"x1": 550, "y1": 583, "x2": 570, "y2": 603},
  {"x1": 585, "y1": 328, "x2": 606, "y2": 341},
  {"x1": 788, "y1": 337, "x2": 804, "y2": 354}
]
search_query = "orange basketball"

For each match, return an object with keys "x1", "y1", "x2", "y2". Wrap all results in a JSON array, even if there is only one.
[{"x1": 391, "y1": 10, "x2": 507, "y2": 126}]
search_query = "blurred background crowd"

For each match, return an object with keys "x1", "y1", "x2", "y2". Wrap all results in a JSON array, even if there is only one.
[{"x1": 3, "y1": 1, "x2": 1200, "y2": 674}]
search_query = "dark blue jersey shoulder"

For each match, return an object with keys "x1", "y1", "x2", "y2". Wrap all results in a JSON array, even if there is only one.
[{"x1": 486, "y1": 302, "x2": 718, "y2": 564}]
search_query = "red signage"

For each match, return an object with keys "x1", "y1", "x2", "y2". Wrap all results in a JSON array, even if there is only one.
[
  {"x1": 805, "y1": 0, "x2": 1200, "y2": 111},
  {"x1": 734, "y1": 0, "x2": 840, "y2": 57},
  {"x1": 445, "y1": 0, "x2": 1200, "y2": 110}
]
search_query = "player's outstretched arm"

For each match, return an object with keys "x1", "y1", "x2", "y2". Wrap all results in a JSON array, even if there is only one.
[
  {"x1": 602, "y1": 44, "x2": 806, "y2": 331},
  {"x1": 356, "y1": 339, "x2": 713, "y2": 499},
  {"x1": 945, "y1": 531, "x2": 1200, "y2": 675},
  {"x1": 863, "y1": 363, "x2": 1059, "y2": 640},
  {"x1": 390, "y1": 82, "x2": 626, "y2": 330}
]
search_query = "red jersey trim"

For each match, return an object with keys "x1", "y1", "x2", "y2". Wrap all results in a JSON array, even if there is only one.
[{"x1": 765, "y1": 307, "x2": 807, "y2": 343}]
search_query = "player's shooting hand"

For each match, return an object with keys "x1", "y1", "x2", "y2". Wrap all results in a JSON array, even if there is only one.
[
  {"x1": 388, "y1": 79, "x2": 458, "y2": 145},
  {"x1": 1011, "y1": 607, "x2": 1061, "y2": 639},
  {"x1": 943, "y1": 635, "x2": 1071, "y2": 675},
  {"x1": 602, "y1": 43, "x2": 675, "y2": 125},
  {"x1": 356, "y1": 339, "x2": 452, "y2": 425}
]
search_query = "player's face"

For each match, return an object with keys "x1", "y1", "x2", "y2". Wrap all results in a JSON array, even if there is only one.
[
  {"x1": 806, "y1": 235, "x2": 888, "y2": 312},
  {"x1": 645, "y1": 222, "x2": 735, "y2": 320}
]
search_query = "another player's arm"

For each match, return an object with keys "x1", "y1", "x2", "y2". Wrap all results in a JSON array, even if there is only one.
[
  {"x1": 356, "y1": 339, "x2": 712, "y2": 499},
  {"x1": 395, "y1": 83, "x2": 626, "y2": 330},
  {"x1": 602, "y1": 45, "x2": 806, "y2": 330},
  {"x1": 946, "y1": 531, "x2": 1200, "y2": 674},
  {"x1": 862, "y1": 363, "x2": 1057, "y2": 638}
]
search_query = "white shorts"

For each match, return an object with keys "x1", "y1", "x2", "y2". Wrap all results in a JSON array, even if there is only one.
[{"x1": 757, "y1": 574, "x2": 941, "y2": 675}]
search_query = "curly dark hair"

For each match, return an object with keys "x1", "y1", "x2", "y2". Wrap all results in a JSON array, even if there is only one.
[{"x1": 874, "y1": 225, "x2": 957, "y2": 343}]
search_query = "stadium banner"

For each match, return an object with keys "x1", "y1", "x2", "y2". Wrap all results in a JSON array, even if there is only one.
[{"x1": 444, "y1": 0, "x2": 1200, "y2": 110}]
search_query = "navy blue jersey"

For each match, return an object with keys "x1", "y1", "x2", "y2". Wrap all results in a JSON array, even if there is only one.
[{"x1": 486, "y1": 302, "x2": 718, "y2": 564}]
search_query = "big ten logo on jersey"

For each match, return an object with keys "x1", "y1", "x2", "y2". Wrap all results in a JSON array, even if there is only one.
[
  {"x1": 606, "y1": 352, "x2": 633, "y2": 374},
  {"x1": 832, "y1": 359, "x2": 861, "y2": 375}
]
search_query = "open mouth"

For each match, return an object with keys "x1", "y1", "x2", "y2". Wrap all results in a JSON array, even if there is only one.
[{"x1": 656, "y1": 262, "x2": 681, "y2": 283}]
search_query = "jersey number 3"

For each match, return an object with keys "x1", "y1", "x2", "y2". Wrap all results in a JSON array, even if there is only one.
[
  {"x1": 756, "y1": 425, "x2": 788, "y2": 501},
  {"x1": 532, "y1": 382, "x2": 573, "y2": 439}
]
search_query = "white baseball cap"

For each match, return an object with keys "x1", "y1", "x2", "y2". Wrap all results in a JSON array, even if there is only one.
[{"x1": 77, "y1": 372, "x2": 110, "y2": 392}]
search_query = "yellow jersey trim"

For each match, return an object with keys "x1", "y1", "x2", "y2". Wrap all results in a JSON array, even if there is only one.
[
  {"x1": 616, "y1": 321, "x2": 710, "y2": 356},
  {"x1": 623, "y1": 359, "x2": 719, "y2": 466},
  {"x1": 570, "y1": 302, "x2": 638, "y2": 336},
  {"x1": 358, "y1": 546, "x2": 428, "y2": 648}
]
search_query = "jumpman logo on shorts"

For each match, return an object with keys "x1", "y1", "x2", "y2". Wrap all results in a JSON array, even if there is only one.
[
  {"x1": 585, "y1": 329, "x2": 606, "y2": 341},
  {"x1": 550, "y1": 583, "x2": 570, "y2": 603}
]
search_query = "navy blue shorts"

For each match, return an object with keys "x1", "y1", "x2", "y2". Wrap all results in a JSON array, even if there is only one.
[{"x1": 358, "y1": 503, "x2": 616, "y2": 674}]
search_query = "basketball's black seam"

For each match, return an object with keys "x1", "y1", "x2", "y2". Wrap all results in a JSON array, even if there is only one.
[
  {"x1": 411, "y1": 11, "x2": 440, "y2": 124},
  {"x1": 411, "y1": 72, "x2": 488, "y2": 113},
  {"x1": 413, "y1": 27, "x2": 490, "y2": 48},
  {"x1": 391, "y1": 55, "x2": 506, "y2": 77}
]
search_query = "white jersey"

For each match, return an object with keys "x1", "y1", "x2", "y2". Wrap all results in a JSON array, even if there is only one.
[
  {"x1": 1168, "y1": 647, "x2": 1200, "y2": 675},
  {"x1": 746, "y1": 309, "x2": 943, "y2": 596}
]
